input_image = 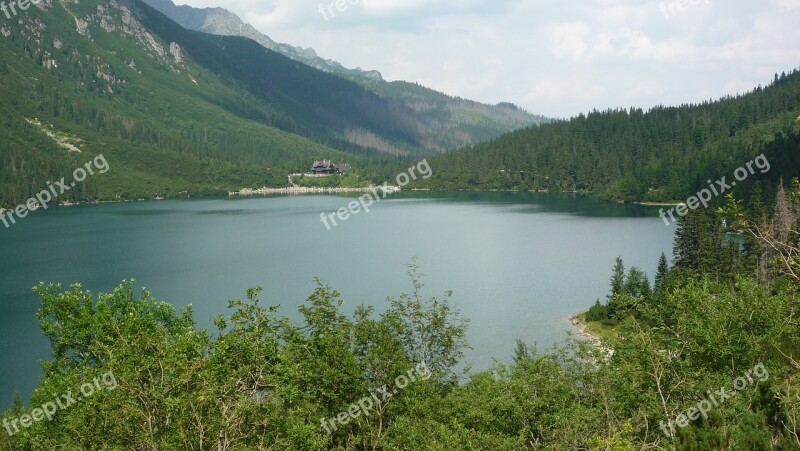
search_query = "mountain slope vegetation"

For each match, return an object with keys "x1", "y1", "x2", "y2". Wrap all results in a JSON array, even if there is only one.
[
  {"x1": 0, "y1": 0, "x2": 425, "y2": 206},
  {"x1": 0, "y1": 0, "x2": 549, "y2": 209},
  {"x1": 141, "y1": 0, "x2": 548, "y2": 152},
  {"x1": 420, "y1": 70, "x2": 800, "y2": 202},
  {"x1": 141, "y1": 0, "x2": 385, "y2": 81}
]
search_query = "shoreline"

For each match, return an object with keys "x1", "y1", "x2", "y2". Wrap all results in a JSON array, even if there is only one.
[
  {"x1": 228, "y1": 185, "x2": 402, "y2": 196},
  {"x1": 635, "y1": 201, "x2": 681, "y2": 207},
  {"x1": 0, "y1": 197, "x2": 169, "y2": 213},
  {"x1": 0, "y1": 187, "x2": 404, "y2": 212},
  {"x1": 569, "y1": 314, "x2": 615, "y2": 358},
  {"x1": 1, "y1": 188, "x2": 673, "y2": 212}
]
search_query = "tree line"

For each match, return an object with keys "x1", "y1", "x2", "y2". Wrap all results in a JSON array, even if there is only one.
[{"x1": 418, "y1": 70, "x2": 800, "y2": 203}]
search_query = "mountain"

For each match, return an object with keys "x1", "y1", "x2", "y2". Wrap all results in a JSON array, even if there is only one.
[
  {"x1": 0, "y1": 0, "x2": 402, "y2": 206},
  {"x1": 8, "y1": 0, "x2": 792, "y2": 210},
  {"x1": 0, "y1": 0, "x2": 547, "y2": 208},
  {"x1": 140, "y1": 0, "x2": 384, "y2": 82},
  {"x1": 419, "y1": 70, "x2": 800, "y2": 201},
  {"x1": 141, "y1": 0, "x2": 549, "y2": 152}
]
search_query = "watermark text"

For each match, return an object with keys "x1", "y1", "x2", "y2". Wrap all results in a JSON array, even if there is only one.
[
  {"x1": 660, "y1": 153, "x2": 770, "y2": 226},
  {"x1": 1, "y1": 154, "x2": 110, "y2": 229},
  {"x1": 3, "y1": 370, "x2": 117, "y2": 436},
  {"x1": 320, "y1": 159, "x2": 432, "y2": 230},
  {"x1": 660, "y1": 363, "x2": 769, "y2": 437}
]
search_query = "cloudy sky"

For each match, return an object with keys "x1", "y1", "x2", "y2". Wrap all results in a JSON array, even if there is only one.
[{"x1": 174, "y1": 0, "x2": 800, "y2": 118}]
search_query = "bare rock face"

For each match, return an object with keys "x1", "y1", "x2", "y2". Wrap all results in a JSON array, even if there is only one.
[
  {"x1": 169, "y1": 42, "x2": 183, "y2": 65},
  {"x1": 74, "y1": 17, "x2": 89, "y2": 37}
]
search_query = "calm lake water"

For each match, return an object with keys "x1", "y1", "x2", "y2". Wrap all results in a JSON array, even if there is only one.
[{"x1": 0, "y1": 192, "x2": 675, "y2": 408}]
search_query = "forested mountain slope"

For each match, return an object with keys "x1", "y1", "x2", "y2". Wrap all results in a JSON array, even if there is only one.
[
  {"x1": 421, "y1": 70, "x2": 800, "y2": 202},
  {"x1": 141, "y1": 0, "x2": 549, "y2": 152},
  {"x1": 0, "y1": 0, "x2": 431, "y2": 207},
  {"x1": 141, "y1": 0, "x2": 384, "y2": 81}
]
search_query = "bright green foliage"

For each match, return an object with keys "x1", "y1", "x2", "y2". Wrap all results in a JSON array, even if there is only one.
[
  {"x1": 587, "y1": 422, "x2": 636, "y2": 451},
  {"x1": 3, "y1": 188, "x2": 800, "y2": 450},
  {"x1": 585, "y1": 300, "x2": 606, "y2": 323},
  {"x1": 380, "y1": 262, "x2": 470, "y2": 385},
  {"x1": 2, "y1": 266, "x2": 472, "y2": 450},
  {"x1": 610, "y1": 257, "x2": 626, "y2": 298},
  {"x1": 589, "y1": 258, "x2": 655, "y2": 326},
  {"x1": 623, "y1": 268, "x2": 651, "y2": 300}
]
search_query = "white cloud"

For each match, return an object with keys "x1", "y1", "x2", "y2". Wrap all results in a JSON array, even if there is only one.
[
  {"x1": 771, "y1": 0, "x2": 800, "y2": 8},
  {"x1": 525, "y1": 76, "x2": 605, "y2": 102},
  {"x1": 361, "y1": 0, "x2": 433, "y2": 16},
  {"x1": 550, "y1": 22, "x2": 591, "y2": 61}
]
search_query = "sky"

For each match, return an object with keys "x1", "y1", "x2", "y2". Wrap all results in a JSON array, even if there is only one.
[{"x1": 174, "y1": 0, "x2": 800, "y2": 118}]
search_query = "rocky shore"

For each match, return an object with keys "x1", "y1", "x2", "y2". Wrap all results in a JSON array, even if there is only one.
[
  {"x1": 569, "y1": 314, "x2": 615, "y2": 359},
  {"x1": 228, "y1": 185, "x2": 402, "y2": 196}
]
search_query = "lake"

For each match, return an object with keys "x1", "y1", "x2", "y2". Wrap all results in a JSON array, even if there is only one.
[{"x1": 0, "y1": 192, "x2": 675, "y2": 408}]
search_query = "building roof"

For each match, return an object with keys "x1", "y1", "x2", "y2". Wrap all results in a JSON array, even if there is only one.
[{"x1": 312, "y1": 160, "x2": 338, "y2": 170}]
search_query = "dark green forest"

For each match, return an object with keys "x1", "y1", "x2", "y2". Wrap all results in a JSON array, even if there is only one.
[{"x1": 421, "y1": 70, "x2": 800, "y2": 202}]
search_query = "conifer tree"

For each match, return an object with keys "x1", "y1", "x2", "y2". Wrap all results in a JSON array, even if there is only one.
[
  {"x1": 655, "y1": 253, "x2": 669, "y2": 292},
  {"x1": 610, "y1": 257, "x2": 625, "y2": 297}
]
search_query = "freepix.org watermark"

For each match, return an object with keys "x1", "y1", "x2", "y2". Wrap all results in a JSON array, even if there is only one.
[
  {"x1": 319, "y1": 159, "x2": 432, "y2": 230},
  {"x1": 318, "y1": 0, "x2": 365, "y2": 21},
  {"x1": 3, "y1": 370, "x2": 118, "y2": 436},
  {"x1": 659, "y1": 0, "x2": 710, "y2": 20},
  {"x1": 1, "y1": 0, "x2": 43, "y2": 21},
  {"x1": 1, "y1": 154, "x2": 110, "y2": 229},
  {"x1": 660, "y1": 363, "x2": 769, "y2": 438},
  {"x1": 320, "y1": 363, "x2": 431, "y2": 434},
  {"x1": 659, "y1": 153, "x2": 770, "y2": 226}
]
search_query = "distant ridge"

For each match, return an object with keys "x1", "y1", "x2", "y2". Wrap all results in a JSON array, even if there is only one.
[
  {"x1": 141, "y1": 0, "x2": 384, "y2": 81},
  {"x1": 141, "y1": 0, "x2": 550, "y2": 152}
]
